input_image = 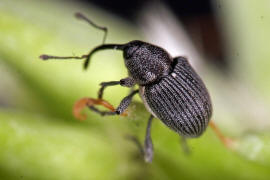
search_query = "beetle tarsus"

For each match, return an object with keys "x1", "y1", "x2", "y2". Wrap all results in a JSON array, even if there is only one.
[
  {"x1": 144, "y1": 115, "x2": 154, "y2": 163},
  {"x1": 88, "y1": 106, "x2": 117, "y2": 116}
]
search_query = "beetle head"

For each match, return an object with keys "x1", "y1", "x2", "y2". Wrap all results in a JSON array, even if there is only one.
[{"x1": 123, "y1": 40, "x2": 172, "y2": 85}]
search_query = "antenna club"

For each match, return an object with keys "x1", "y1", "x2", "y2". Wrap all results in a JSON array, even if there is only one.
[
  {"x1": 39, "y1": 54, "x2": 50, "y2": 60},
  {"x1": 74, "y1": 12, "x2": 83, "y2": 19}
]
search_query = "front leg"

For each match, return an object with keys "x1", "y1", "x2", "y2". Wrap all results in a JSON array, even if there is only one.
[
  {"x1": 88, "y1": 89, "x2": 139, "y2": 116},
  {"x1": 98, "y1": 77, "x2": 135, "y2": 99},
  {"x1": 73, "y1": 78, "x2": 136, "y2": 120}
]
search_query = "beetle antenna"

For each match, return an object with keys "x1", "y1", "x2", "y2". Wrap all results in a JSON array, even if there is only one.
[
  {"x1": 39, "y1": 13, "x2": 125, "y2": 69},
  {"x1": 84, "y1": 43, "x2": 124, "y2": 69},
  {"x1": 39, "y1": 54, "x2": 88, "y2": 61},
  {"x1": 75, "y1": 12, "x2": 108, "y2": 44}
]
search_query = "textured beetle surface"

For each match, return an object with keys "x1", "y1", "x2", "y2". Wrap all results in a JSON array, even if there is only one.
[
  {"x1": 40, "y1": 16, "x2": 214, "y2": 161},
  {"x1": 123, "y1": 40, "x2": 172, "y2": 85},
  {"x1": 41, "y1": 40, "x2": 213, "y2": 137},
  {"x1": 123, "y1": 41, "x2": 212, "y2": 137},
  {"x1": 141, "y1": 57, "x2": 212, "y2": 137}
]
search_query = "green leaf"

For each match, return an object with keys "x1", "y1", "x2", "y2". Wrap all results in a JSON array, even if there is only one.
[
  {"x1": 0, "y1": 109, "x2": 144, "y2": 179},
  {"x1": 0, "y1": 0, "x2": 140, "y2": 119},
  {"x1": 1, "y1": 0, "x2": 270, "y2": 180},
  {"x1": 1, "y1": 108, "x2": 270, "y2": 180}
]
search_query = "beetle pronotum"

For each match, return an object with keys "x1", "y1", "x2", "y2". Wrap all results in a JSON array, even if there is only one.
[{"x1": 40, "y1": 13, "x2": 233, "y2": 162}]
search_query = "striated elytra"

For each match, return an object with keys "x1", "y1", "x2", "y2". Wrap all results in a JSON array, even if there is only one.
[
  {"x1": 40, "y1": 13, "x2": 213, "y2": 163},
  {"x1": 83, "y1": 40, "x2": 212, "y2": 137}
]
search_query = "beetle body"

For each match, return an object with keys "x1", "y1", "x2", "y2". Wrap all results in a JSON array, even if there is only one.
[
  {"x1": 123, "y1": 41, "x2": 212, "y2": 137},
  {"x1": 39, "y1": 13, "x2": 229, "y2": 162},
  {"x1": 139, "y1": 57, "x2": 212, "y2": 137}
]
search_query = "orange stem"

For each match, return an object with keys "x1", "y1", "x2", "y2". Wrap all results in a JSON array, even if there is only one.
[
  {"x1": 209, "y1": 121, "x2": 235, "y2": 149},
  {"x1": 73, "y1": 97, "x2": 127, "y2": 120}
]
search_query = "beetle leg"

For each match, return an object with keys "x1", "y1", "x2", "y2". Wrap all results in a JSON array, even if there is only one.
[
  {"x1": 98, "y1": 81, "x2": 120, "y2": 99},
  {"x1": 124, "y1": 135, "x2": 144, "y2": 156},
  {"x1": 73, "y1": 97, "x2": 128, "y2": 120},
  {"x1": 125, "y1": 115, "x2": 154, "y2": 163},
  {"x1": 73, "y1": 89, "x2": 138, "y2": 120},
  {"x1": 88, "y1": 106, "x2": 117, "y2": 116},
  {"x1": 179, "y1": 136, "x2": 190, "y2": 154},
  {"x1": 98, "y1": 77, "x2": 135, "y2": 99},
  {"x1": 209, "y1": 121, "x2": 236, "y2": 149},
  {"x1": 115, "y1": 89, "x2": 139, "y2": 114},
  {"x1": 93, "y1": 89, "x2": 138, "y2": 116},
  {"x1": 144, "y1": 115, "x2": 154, "y2": 163}
]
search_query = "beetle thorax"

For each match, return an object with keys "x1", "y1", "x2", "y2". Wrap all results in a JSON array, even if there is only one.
[{"x1": 123, "y1": 40, "x2": 172, "y2": 85}]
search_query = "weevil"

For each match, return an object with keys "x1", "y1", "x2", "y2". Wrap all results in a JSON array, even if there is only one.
[{"x1": 40, "y1": 13, "x2": 233, "y2": 162}]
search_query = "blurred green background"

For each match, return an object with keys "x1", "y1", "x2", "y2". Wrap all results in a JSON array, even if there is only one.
[{"x1": 1, "y1": 0, "x2": 270, "y2": 179}]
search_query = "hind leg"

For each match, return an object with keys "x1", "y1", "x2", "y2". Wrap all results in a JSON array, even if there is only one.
[{"x1": 144, "y1": 115, "x2": 154, "y2": 163}]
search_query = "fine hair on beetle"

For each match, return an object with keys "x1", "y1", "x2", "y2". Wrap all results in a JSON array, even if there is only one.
[{"x1": 40, "y1": 12, "x2": 233, "y2": 163}]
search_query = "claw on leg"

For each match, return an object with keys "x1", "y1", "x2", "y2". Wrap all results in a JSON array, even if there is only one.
[{"x1": 73, "y1": 97, "x2": 127, "y2": 120}]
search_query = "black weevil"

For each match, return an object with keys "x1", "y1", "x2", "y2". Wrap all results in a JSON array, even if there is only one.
[{"x1": 40, "y1": 13, "x2": 233, "y2": 163}]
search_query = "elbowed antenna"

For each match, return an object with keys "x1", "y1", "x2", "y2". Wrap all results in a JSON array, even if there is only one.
[
  {"x1": 73, "y1": 12, "x2": 126, "y2": 69},
  {"x1": 39, "y1": 12, "x2": 126, "y2": 70},
  {"x1": 75, "y1": 12, "x2": 108, "y2": 44},
  {"x1": 40, "y1": 43, "x2": 125, "y2": 69},
  {"x1": 83, "y1": 43, "x2": 125, "y2": 69},
  {"x1": 39, "y1": 54, "x2": 88, "y2": 60}
]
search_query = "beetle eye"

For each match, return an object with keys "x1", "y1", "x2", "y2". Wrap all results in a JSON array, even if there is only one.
[
  {"x1": 123, "y1": 50, "x2": 131, "y2": 59},
  {"x1": 123, "y1": 44, "x2": 141, "y2": 60}
]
